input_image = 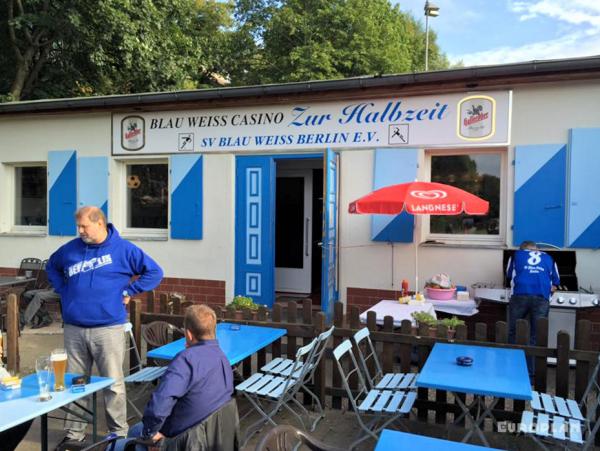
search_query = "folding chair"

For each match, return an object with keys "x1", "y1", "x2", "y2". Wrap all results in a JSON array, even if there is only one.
[
  {"x1": 142, "y1": 320, "x2": 182, "y2": 348},
  {"x1": 520, "y1": 354, "x2": 600, "y2": 450},
  {"x1": 236, "y1": 337, "x2": 320, "y2": 447},
  {"x1": 261, "y1": 326, "x2": 334, "y2": 426},
  {"x1": 333, "y1": 339, "x2": 416, "y2": 449},
  {"x1": 353, "y1": 327, "x2": 418, "y2": 391},
  {"x1": 123, "y1": 322, "x2": 168, "y2": 420}
]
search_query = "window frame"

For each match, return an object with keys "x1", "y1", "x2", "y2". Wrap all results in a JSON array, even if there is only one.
[
  {"x1": 116, "y1": 158, "x2": 169, "y2": 239},
  {"x1": 8, "y1": 162, "x2": 48, "y2": 233},
  {"x1": 422, "y1": 147, "x2": 507, "y2": 246}
]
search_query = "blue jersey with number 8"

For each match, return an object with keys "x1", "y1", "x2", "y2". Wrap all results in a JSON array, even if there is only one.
[{"x1": 506, "y1": 250, "x2": 560, "y2": 300}]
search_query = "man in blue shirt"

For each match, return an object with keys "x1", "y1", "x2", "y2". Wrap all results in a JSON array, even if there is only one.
[
  {"x1": 506, "y1": 240, "x2": 560, "y2": 345},
  {"x1": 115, "y1": 304, "x2": 234, "y2": 450}
]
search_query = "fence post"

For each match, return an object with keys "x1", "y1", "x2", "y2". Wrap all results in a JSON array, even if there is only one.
[
  {"x1": 515, "y1": 318, "x2": 530, "y2": 413},
  {"x1": 146, "y1": 290, "x2": 155, "y2": 313},
  {"x1": 534, "y1": 317, "x2": 549, "y2": 392},
  {"x1": 313, "y1": 312, "x2": 327, "y2": 410},
  {"x1": 574, "y1": 320, "x2": 591, "y2": 404},
  {"x1": 159, "y1": 293, "x2": 169, "y2": 314},
  {"x1": 556, "y1": 331, "x2": 570, "y2": 398},
  {"x1": 331, "y1": 302, "x2": 344, "y2": 409},
  {"x1": 130, "y1": 299, "x2": 142, "y2": 368},
  {"x1": 6, "y1": 293, "x2": 19, "y2": 373}
]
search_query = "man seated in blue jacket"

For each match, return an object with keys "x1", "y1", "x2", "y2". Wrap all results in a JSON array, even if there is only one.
[
  {"x1": 506, "y1": 240, "x2": 560, "y2": 345},
  {"x1": 115, "y1": 304, "x2": 234, "y2": 450}
]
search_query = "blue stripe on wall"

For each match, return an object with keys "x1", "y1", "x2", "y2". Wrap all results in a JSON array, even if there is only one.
[
  {"x1": 371, "y1": 148, "x2": 417, "y2": 242},
  {"x1": 568, "y1": 128, "x2": 600, "y2": 248},
  {"x1": 513, "y1": 144, "x2": 566, "y2": 247},
  {"x1": 170, "y1": 154, "x2": 203, "y2": 240},
  {"x1": 78, "y1": 157, "x2": 108, "y2": 218},
  {"x1": 48, "y1": 150, "x2": 77, "y2": 236}
]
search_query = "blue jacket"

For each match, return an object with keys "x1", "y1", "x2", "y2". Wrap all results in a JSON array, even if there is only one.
[
  {"x1": 142, "y1": 339, "x2": 234, "y2": 438},
  {"x1": 506, "y1": 249, "x2": 560, "y2": 300},
  {"x1": 46, "y1": 224, "x2": 163, "y2": 327}
]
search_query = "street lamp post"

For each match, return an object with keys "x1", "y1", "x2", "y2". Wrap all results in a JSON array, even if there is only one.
[{"x1": 424, "y1": 1, "x2": 440, "y2": 71}]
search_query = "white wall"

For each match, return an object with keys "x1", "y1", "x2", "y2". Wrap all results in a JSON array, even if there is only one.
[
  {"x1": 0, "y1": 113, "x2": 237, "y2": 299},
  {"x1": 1, "y1": 79, "x2": 599, "y2": 306}
]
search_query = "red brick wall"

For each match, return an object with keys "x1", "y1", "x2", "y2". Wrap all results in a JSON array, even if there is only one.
[
  {"x1": 347, "y1": 287, "x2": 404, "y2": 312},
  {"x1": 155, "y1": 277, "x2": 226, "y2": 305},
  {"x1": 0, "y1": 267, "x2": 18, "y2": 276}
]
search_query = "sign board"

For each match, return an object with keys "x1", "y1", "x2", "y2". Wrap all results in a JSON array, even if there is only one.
[{"x1": 112, "y1": 91, "x2": 511, "y2": 155}]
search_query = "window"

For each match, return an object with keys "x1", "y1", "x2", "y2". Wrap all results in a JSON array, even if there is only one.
[
  {"x1": 15, "y1": 165, "x2": 47, "y2": 227},
  {"x1": 426, "y1": 150, "x2": 505, "y2": 243},
  {"x1": 125, "y1": 163, "x2": 168, "y2": 229}
]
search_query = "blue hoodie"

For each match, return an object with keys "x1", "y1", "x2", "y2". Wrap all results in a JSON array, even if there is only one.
[{"x1": 46, "y1": 224, "x2": 163, "y2": 327}]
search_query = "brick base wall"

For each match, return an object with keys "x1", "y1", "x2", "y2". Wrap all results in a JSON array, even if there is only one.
[
  {"x1": 0, "y1": 267, "x2": 18, "y2": 276},
  {"x1": 155, "y1": 277, "x2": 226, "y2": 305}
]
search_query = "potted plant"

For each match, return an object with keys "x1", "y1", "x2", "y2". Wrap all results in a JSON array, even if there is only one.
[
  {"x1": 411, "y1": 311, "x2": 437, "y2": 336},
  {"x1": 228, "y1": 295, "x2": 259, "y2": 320},
  {"x1": 439, "y1": 316, "x2": 465, "y2": 340}
]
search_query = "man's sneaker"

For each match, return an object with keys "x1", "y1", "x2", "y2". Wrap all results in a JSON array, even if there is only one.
[{"x1": 54, "y1": 435, "x2": 86, "y2": 451}]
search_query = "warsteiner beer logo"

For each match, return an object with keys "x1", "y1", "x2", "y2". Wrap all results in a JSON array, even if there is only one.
[
  {"x1": 121, "y1": 116, "x2": 145, "y2": 151},
  {"x1": 457, "y1": 95, "x2": 496, "y2": 141}
]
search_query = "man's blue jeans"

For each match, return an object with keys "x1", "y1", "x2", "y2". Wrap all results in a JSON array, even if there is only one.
[{"x1": 508, "y1": 294, "x2": 549, "y2": 345}]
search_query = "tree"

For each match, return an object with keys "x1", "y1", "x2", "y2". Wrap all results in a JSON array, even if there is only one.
[
  {"x1": 0, "y1": 0, "x2": 231, "y2": 101},
  {"x1": 228, "y1": 0, "x2": 449, "y2": 85}
]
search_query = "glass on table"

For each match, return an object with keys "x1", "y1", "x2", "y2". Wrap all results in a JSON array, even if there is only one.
[
  {"x1": 50, "y1": 348, "x2": 68, "y2": 391},
  {"x1": 35, "y1": 356, "x2": 52, "y2": 401}
]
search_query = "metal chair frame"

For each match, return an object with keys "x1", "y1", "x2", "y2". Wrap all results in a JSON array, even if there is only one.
[
  {"x1": 352, "y1": 327, "x2": 418, "y2": 391},
  {"x1": 333, "y1": 339, "x2": 416, "y2": 450},
  {"x1": 521, "y1": 355, "x2": 600, "y2": 450},
  {"x1": 236, "y1": 337, "x2": 320, "y2": 447},
  {"x1": 123, "y1": 322, "x2": 168, "y2": 420},
  {"x1": 261, "y1": 326, "x2": 334, "y2": 415}
]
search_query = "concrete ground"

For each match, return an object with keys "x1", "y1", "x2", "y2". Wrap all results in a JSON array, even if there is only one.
[{"x1": 10, "y1": 324, "x2": 565, "y2": 451}]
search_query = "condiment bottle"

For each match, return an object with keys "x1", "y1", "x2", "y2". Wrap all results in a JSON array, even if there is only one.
[{"x1": 401, "y1": 279, "x2": 409, "y2": 296}]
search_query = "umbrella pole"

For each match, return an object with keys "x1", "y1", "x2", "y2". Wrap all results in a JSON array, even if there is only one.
[{"x1": 414, "y1": 219, "x2": 419, "y2": 294}]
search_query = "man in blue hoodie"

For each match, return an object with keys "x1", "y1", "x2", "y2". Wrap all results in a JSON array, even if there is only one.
[
  {"x1": 47, "y1": 206, "x2": 163, "y2": 447},
  {"x1": 506, "y1": 240, "x2": 560, "y2": 345}
]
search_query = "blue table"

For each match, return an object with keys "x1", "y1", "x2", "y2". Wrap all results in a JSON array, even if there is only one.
[
  {"x1": 416, "y1": 343, "x2": 532, "y2": 446},
  {"x1": 375, "y1": 429, "x2": 506, "y2": 451},
  {"x1": 0, "y1": 372, "x2": 114, "y2": 451},
  {"x1": 147, "y1": 322, "x2": 287, "y2": 365}
]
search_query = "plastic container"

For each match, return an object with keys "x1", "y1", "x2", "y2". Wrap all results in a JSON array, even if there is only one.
[{"x1": 425, "y1": 287, "x2": 456, "y2": 300}]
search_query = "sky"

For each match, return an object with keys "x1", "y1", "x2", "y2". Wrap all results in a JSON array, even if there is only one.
[{"x1": 394, "y1": 0, "x2": 600, "y2": 66}]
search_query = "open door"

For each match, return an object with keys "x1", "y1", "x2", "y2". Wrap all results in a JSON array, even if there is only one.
[
  {"x1": 321, "y1": 148, "x2": 339, "y2": 321},
  {"x1": 235, "y1": 156, "x2": 276, "y2": 307}
]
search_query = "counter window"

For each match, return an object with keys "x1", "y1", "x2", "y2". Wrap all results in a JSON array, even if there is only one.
[
  {"x1": 126, "y1": 163, "x2": 168, "y2": 229},
  {"x1": 15, "y1": 165, "x2": 47, "y2": 227},
  {"x1": 426, "y1": 151, "x2": 504, "y2": 242}
]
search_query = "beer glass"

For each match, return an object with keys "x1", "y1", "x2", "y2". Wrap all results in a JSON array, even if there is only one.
[
  {"x1": 51, "y1": 348, "x2": 68, "y2": 391},
  {"x1": 35, "y1": 356, "x2": 52, "y2": 401}
]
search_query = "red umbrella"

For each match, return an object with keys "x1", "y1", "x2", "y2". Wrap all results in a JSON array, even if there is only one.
[{"x1": 348, "y1": 181, "x2": 489, "y2": 291}]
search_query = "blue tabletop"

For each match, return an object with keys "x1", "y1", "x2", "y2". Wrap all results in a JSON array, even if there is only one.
[
  {"x1": 416, "y1": 343, "x2": 532, "y2": 400},
  {"x1": 0, "y1": 372, "x2": 114, "y2": 432},
  {"x1": 147, "y1": 322, "x2": 287, "y2": 366},
  {"x1": 375, "y1": 430, "x2": 506, "y2": 451}
]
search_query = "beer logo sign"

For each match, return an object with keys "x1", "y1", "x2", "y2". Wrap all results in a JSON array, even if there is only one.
[
  {"x1": 121, "y1": 115, "x2": 145, "y2": 151},
  {"x1": 457, "y1": 95, "x2": 496, "y2": 141}
]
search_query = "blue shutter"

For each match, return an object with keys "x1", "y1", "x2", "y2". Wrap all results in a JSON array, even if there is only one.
[
  {"x1": 371, "y1": 148, "x2": 418, "y2": 242},
  {"x1": 235, "y1": 156, "x2": 275, "y2": 307},
  {"x1": 48, "y1": 150, "x2": 77, "y2": 236},
  {"x1": 513, "y1": 144, "x2": 566, "y2": 247},
  {"x1": 78, "y1": 157, "x2": 108, "y2": 218},
  {"x1": 568, "y1": 128, "x2": 600, "y2": 248},
  {"x1": 170, "y1": 154, "x2": 203, "y2": 240}
]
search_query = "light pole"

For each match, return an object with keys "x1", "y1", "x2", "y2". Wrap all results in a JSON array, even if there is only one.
[{"x1": 424, "y1": 1, "x2": 440, "y2": 71}]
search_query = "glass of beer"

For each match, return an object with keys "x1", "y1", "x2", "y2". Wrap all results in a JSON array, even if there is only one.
[{"x1": 51, "y1": 348, "x2": 68, "y2": 391}]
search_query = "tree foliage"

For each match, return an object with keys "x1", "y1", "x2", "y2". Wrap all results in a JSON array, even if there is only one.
[{"x1": 0, "y1": 0, "x2": 449, "y2": 101}]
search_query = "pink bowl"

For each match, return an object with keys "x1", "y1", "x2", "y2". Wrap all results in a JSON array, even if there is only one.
[{"x1": 425, "y1": 287, "x2": 456, "y2": 300}]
